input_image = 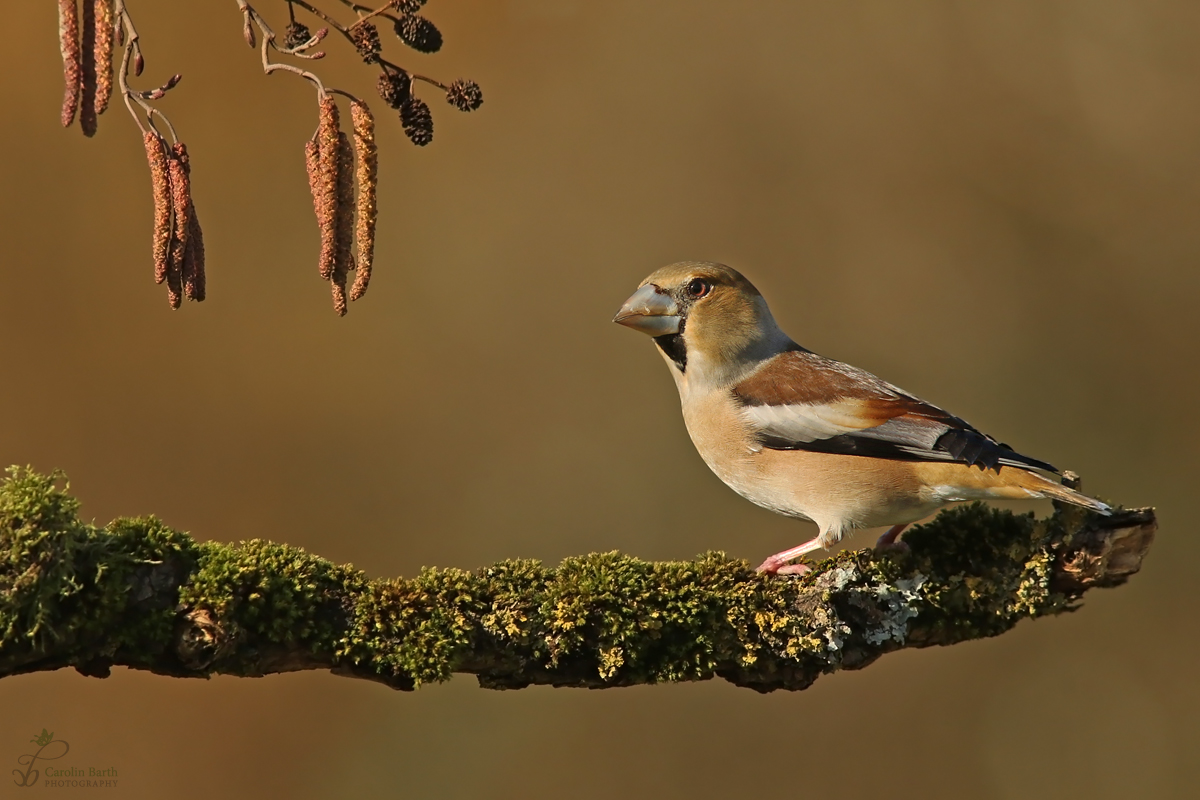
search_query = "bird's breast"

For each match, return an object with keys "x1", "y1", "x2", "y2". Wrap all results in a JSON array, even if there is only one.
[
  {"x1": 679, "y1": 390, "x2": 807, "y2": 518},
  {"x1": 678, "y1": 389, "x2": 949, "y2": 529}
]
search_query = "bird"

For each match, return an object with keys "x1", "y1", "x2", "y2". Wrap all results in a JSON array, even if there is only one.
[{"x1": 612, "y1": 261, "x2": 1110, "y2": 575}]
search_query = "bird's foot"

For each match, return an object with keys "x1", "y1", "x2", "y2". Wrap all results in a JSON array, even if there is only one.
[
  {"x1": 755, "y1": 538, "x2": 825, "y2": 576},
  {"x1": 874, "y1": 524, "x2": 910, "y2": 554},
  {"x1": 755, "y1": 555, "x2": 812, "y2": 576}
]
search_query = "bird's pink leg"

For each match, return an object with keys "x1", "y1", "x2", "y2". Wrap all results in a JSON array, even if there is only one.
[
  {"x1": 875, "y1": 524, "x2": 909, "y2": 552},
  {"x1": 755, "y1": 537, "x2": 825, "y2": 576}
]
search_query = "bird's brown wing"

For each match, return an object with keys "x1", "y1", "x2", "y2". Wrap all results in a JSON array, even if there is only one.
[{"x1": 732, "y1": 349, "x2": 1056, "y2": 472}]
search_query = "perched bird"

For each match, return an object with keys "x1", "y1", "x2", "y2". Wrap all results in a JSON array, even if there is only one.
[{"x1": 613, "y1": 261, "x2": 1110, "y2": 575}]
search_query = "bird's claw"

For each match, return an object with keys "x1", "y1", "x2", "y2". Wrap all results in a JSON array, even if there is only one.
[
  {"x1": 755, "y1": 556, "x2": 812, "y2": 576},
  {"x1": 874, "y1": 524, "x2": 910, "y2": 554}
]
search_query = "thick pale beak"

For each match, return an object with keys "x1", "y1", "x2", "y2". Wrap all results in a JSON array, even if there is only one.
[{"x1": 612, "y1": 284, "x2": 681, "y2": 336}]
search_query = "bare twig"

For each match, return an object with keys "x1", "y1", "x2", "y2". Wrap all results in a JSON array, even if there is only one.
[
  {"x1": 289, "y1": 0, "x2": 349, "y2": 36},
  {"x1": 238, "y1": 2, "x2": 329, "y2": 95},
  {"x1": 114, "y1": 1, "x2": 178, "y2": 142}
]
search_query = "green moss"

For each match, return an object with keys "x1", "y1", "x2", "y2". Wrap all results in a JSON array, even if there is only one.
[
  {"x1": 0, "y1": 466, "x2": 97, "y2": 647},
  {"x1": 180, "y1": 539, "x2": 367, "y2": 654},
  {"x1": 338, "y1": 566, "x2": 480, "y2": 686},
  {"x1": 880, "y1": 502, "x2": 1079, "y2": 642},
  {"x1": 0, "y1": 468, "x2": 1132, "y2": 692},
  {"x1": 0, "y1": 468, "x2": 201, "y2": 672},
  {"x1": 95, "y1": 516, "x2": 200, "y2": 662}
]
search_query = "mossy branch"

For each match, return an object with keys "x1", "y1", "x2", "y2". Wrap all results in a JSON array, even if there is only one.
[{"x1": 0, "y1": 468, "x2": 1154, "y2": 693}]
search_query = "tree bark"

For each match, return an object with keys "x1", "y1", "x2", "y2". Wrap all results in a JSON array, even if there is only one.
[{"x1": 0, "y1": 468, "x2": 1155, "y2": 692}]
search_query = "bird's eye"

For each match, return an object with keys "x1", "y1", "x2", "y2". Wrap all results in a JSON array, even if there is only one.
[{"x1": 686, "y1": 278, "x2": 710, "y2": 298}]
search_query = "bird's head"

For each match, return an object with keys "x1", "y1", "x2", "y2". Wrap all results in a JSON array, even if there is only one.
[{"x1": 613, "y1": 261, "x2": 792, "y2": 385}]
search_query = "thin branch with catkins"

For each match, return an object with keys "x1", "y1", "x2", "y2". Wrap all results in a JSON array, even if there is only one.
[
  {"x1": 144, "y1": 131, "x2": 172, "y2": 286},
  {"x1": 332, "y1": 131, "x2": 355, "y2": 316},
  {"x1": 238, "y1": 1, "x2": 484, "y2": 313},
  {"x1": 79, "y1": 1, "x2": 96, "y2": 136},
  {"x1": 53, "y1": 0, "x2": 485, "y2": 315},
  {"x1": 113, "y1": 2, "x2": 182, "y2": 140},
  {"x1": 166, "y1": 142, "x2": 194, "y2": 309},
  {"x1": 65, "y1": 0, "x2": 117, "y2": 137},
  {"x1": 315, "y1": 96, "x2": 341, "y2": 283},
  {"x1": 304, "y1": 139, "x2": 322, "y2": 217},
  {"x1": 185, "y1": 209, "x2": 206, "y2": 303},
  {"x1": 58, "y1": 0, "x2": 81, "y2": 128},
  {"x1": 306, "y1": 93, "x2": 373, "y2": 315},
  {"x1": 114, "y1": 3, "x2": 204, "y2": 308},
  {"x1": 93, "y1": 0, "x2": 116, "y2": 115},
  {"x1": 141, "y1": 130, "x2": 206, "y2": 309},
  {"x1": 350, "y1": 100, "x2": 376, "y2": 302}
]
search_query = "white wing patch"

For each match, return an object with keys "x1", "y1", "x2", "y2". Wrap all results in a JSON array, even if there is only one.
[
  {"x1": 740, "y1": 400, "x2": 883, "y2": 443},
  {"x1": 742, "y1": 399, "x2": 951, "y2": 452},
  {"x1": 854, "y1": 417, "x2": 945, "y2": 449}
]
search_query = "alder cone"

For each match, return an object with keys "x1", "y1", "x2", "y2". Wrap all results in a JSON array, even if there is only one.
[
  {"x1": 394, "y1": 14, "x2": 442, "y2": 54},
  {"x1": 446, "y1": 79, "x2": 483, "y2": 112},
  {"x1": 376, "y1": 70, "x2": 411, "y2": 109},
  {"x1": 285, "y1": 21, "x2": 312, "y2": 50},
  {"x1": 400, "y1": 96, "x2": 433, "y2": 146},
  {"x1": 348, "y1": 21, "x2": 381, "y2": 62}
]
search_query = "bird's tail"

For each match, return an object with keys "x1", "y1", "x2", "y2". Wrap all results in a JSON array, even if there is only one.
[{"x1": 1007, "y1": 468, "x2": 1112, "y2": 515}]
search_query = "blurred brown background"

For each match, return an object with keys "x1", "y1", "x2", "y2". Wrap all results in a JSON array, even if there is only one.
[{"x1": 2, "y1": 1, "x2": 1198, "y2": 797}]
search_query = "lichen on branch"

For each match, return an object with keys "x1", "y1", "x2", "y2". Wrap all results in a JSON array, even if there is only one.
[{"x1": 0, "y1": 467, "x2": 1155, "y2": 692}]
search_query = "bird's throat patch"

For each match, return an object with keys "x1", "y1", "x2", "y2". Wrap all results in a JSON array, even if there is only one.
[{"x1": 654, "y1": 332, "x2": 687, "y2": 372}]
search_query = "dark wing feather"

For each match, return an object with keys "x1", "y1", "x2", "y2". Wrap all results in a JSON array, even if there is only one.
[{"x1": 733, "y1": 349, "x2": 1057, "y2": 473}]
